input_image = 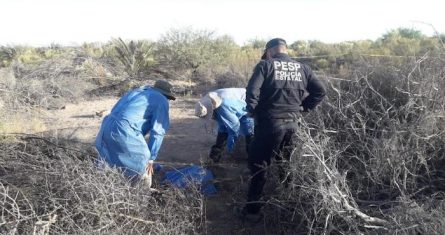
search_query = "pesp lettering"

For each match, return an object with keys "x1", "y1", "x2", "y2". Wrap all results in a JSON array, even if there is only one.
[{"x1": 273, "y1": 61, "x2": 302, "y2": 81}]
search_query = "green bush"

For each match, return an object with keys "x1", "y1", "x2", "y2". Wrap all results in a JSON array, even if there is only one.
[
  {"x1": 155, "y1": 27, "x2": 241, "y2": 84},
  {"x1": 110, "y1": 38, "x2": 156, "y2": 79}
]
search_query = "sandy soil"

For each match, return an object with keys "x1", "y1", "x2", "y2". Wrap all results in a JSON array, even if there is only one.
[{"x1": 40, "y1": 96, "x2": 266, "y2": 234}]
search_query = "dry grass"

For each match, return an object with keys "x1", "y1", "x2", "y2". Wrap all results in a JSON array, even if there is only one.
[{"x1": 0, "y1": 112, "x2": 47, "y2": 135}]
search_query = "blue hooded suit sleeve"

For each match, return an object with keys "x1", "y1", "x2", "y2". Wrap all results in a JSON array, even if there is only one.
[
  {"x1": 215, "y1": 104, "x2": 241, "y2": 152},
  {"x1": 147, "y1": 99, "x2": 169, "y2": 160}
]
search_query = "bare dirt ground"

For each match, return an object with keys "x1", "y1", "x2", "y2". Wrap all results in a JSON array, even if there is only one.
[{"x1": 39, "y1": 97, "x2": 266, "y2": 234}]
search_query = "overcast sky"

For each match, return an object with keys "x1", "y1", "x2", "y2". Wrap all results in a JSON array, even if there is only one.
[{"x1": 1, "y1": 0, "x2": 444, "y2": 46}]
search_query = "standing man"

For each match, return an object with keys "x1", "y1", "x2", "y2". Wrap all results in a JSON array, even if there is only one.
[
  {"x1": 239, "y1": 38, "x2": 326, "y2": 220},
  {"x1": 95, "y1": 80, "x2": 176, "y2": 188},
  {"x1": 195, "y1": 88, "x2": 254, "y2": 163}
]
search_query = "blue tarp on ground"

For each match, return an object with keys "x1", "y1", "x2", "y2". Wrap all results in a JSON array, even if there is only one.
[{"x1": 161, "y1": 165, "x2": 217, "y2": 196}]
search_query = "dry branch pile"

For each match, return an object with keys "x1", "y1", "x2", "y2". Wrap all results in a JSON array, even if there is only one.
[
  {"x1": 254, "y1": 53, "x2": 445, "y2": 234},
  {"x1": 0, "y1": 136, "x2": 204, "y2": 234}
]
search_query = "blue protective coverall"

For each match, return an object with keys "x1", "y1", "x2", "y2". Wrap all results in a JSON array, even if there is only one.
[
  {"x1": 214, "y1": 98, "x2": 254, "y2": 152},
  {"x1": 214, "y1": 88, "x2": 246, "y2": 101},
  {"x1": 95, "y1": 86, "x2": 169, "y2": 177}
]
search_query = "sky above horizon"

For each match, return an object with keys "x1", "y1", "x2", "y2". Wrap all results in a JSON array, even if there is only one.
[{"x1": 1, "y1": 0, "x2": 444, "y2": 46}]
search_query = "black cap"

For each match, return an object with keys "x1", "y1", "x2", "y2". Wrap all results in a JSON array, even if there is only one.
[
  {"x1": 265, "y1": 38, "x2": 287, "y2": 49},
  {"x1": 152, "y1": 80, "x2": 176, "y2": 100},
  {"x1": 261, "y1": 38, "x2": 287, "y2": 60}
]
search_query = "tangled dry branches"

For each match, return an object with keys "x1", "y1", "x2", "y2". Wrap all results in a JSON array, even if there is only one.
[
  {"x1": 0, "y1": 136, "x2": 204, "y2": 234},
  {"x1": 240, "y1": 53, "x2": 445, "y2": 234}
]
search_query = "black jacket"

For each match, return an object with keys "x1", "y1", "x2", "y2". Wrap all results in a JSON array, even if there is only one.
[{"x1": 246, "y1": 53, "x2": 326, "y2": 119}]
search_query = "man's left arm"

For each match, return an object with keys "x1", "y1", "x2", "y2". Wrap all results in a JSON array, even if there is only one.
[
  {"x1": 147, "y1": 102, "x2": 170, "y2": 161},
  {"x1": 246, "y1": 62, "x2": 266, "y2": 115}
]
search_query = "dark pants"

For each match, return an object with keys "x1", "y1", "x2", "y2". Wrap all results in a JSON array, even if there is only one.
[
  {"x1": 209, "y1": 132, "x2": 253, "y2": 162},
  {"x1": 246, "y1": 118, "x2": 299, "y2": 214}
]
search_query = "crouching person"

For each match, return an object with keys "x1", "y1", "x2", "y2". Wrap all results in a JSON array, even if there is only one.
[
  {"x1": 195, "y1": 88, "x2": 254, "y2": 163},
  {"x1": 95, "y1": 80, "x2": 176, "y2": 187}
]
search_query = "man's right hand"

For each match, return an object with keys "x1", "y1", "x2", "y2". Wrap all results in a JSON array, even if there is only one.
[
  {"x1": 147, "y1": 161, "x2": 154, "y2": 175},
  {"x1": 142, "y1": 161, "x2": 154, "y2": 188}
]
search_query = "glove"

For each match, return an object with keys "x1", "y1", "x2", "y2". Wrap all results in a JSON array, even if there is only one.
[{"x1": 141, "y1": 160, "x2": 154, "y2": 188}]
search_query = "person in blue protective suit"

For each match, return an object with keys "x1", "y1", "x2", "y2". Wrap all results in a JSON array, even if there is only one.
[
  {"x1": 194, "y1": 89, "x2": 254, "y2": 163},
  {"x1": 95, "y1": 80, "x2": 176, "y2": 187}
]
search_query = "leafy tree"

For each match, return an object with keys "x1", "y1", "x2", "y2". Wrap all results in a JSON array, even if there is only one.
[
  {"x1": 376, "y1": 28, "x2": 426, "y2": 56},
  {"x1": 156, "y1": 27, "x2": 212, "y2": 70},
  {"x1": 382, "y1": 28, "x2": 424, "y2": 41},
  {"x1": 244, "y1": 38, "x2": 267, "y2": 50},
  {"x1": 155, "y1": 27, "x2": 237, "y2": 72},
  {"x1": 289, "y1": 40, "x2": 310, "y2": 56}
]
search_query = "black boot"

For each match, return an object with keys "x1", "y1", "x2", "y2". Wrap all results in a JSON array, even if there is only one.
[{"x1": 209, "y1": 132, "x2": 228, "y2": 163}]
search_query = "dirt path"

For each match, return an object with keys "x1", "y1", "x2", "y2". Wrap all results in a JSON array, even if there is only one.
[
  {"x1": 41, "y1": 97, "x2": 264, "y2": 234},
  {"x1": 43, "y1": 97, "x2": 214, "y2": 163}
]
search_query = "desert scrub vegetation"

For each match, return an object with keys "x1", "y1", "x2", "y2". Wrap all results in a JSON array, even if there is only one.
[
  {"x1": 0, "y1": 136, "x2": 204, "y2": 234},
  {"x1": 1, "y1": 26, "x2": 445, "y2": 234},
  {"x1": 249, "y1": 48, "x2": 445, "y2": 234},
  {"x1": 0, "y1": 44, "x2": 129, "y2": 110},
  {"x1": 109, "y1": 38, "x2": 156, "y2": 79}
]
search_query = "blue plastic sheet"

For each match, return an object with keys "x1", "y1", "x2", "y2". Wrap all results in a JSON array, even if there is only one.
[{"x1": 162, "y1": 165, "x2": 217, "y2": 196}]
